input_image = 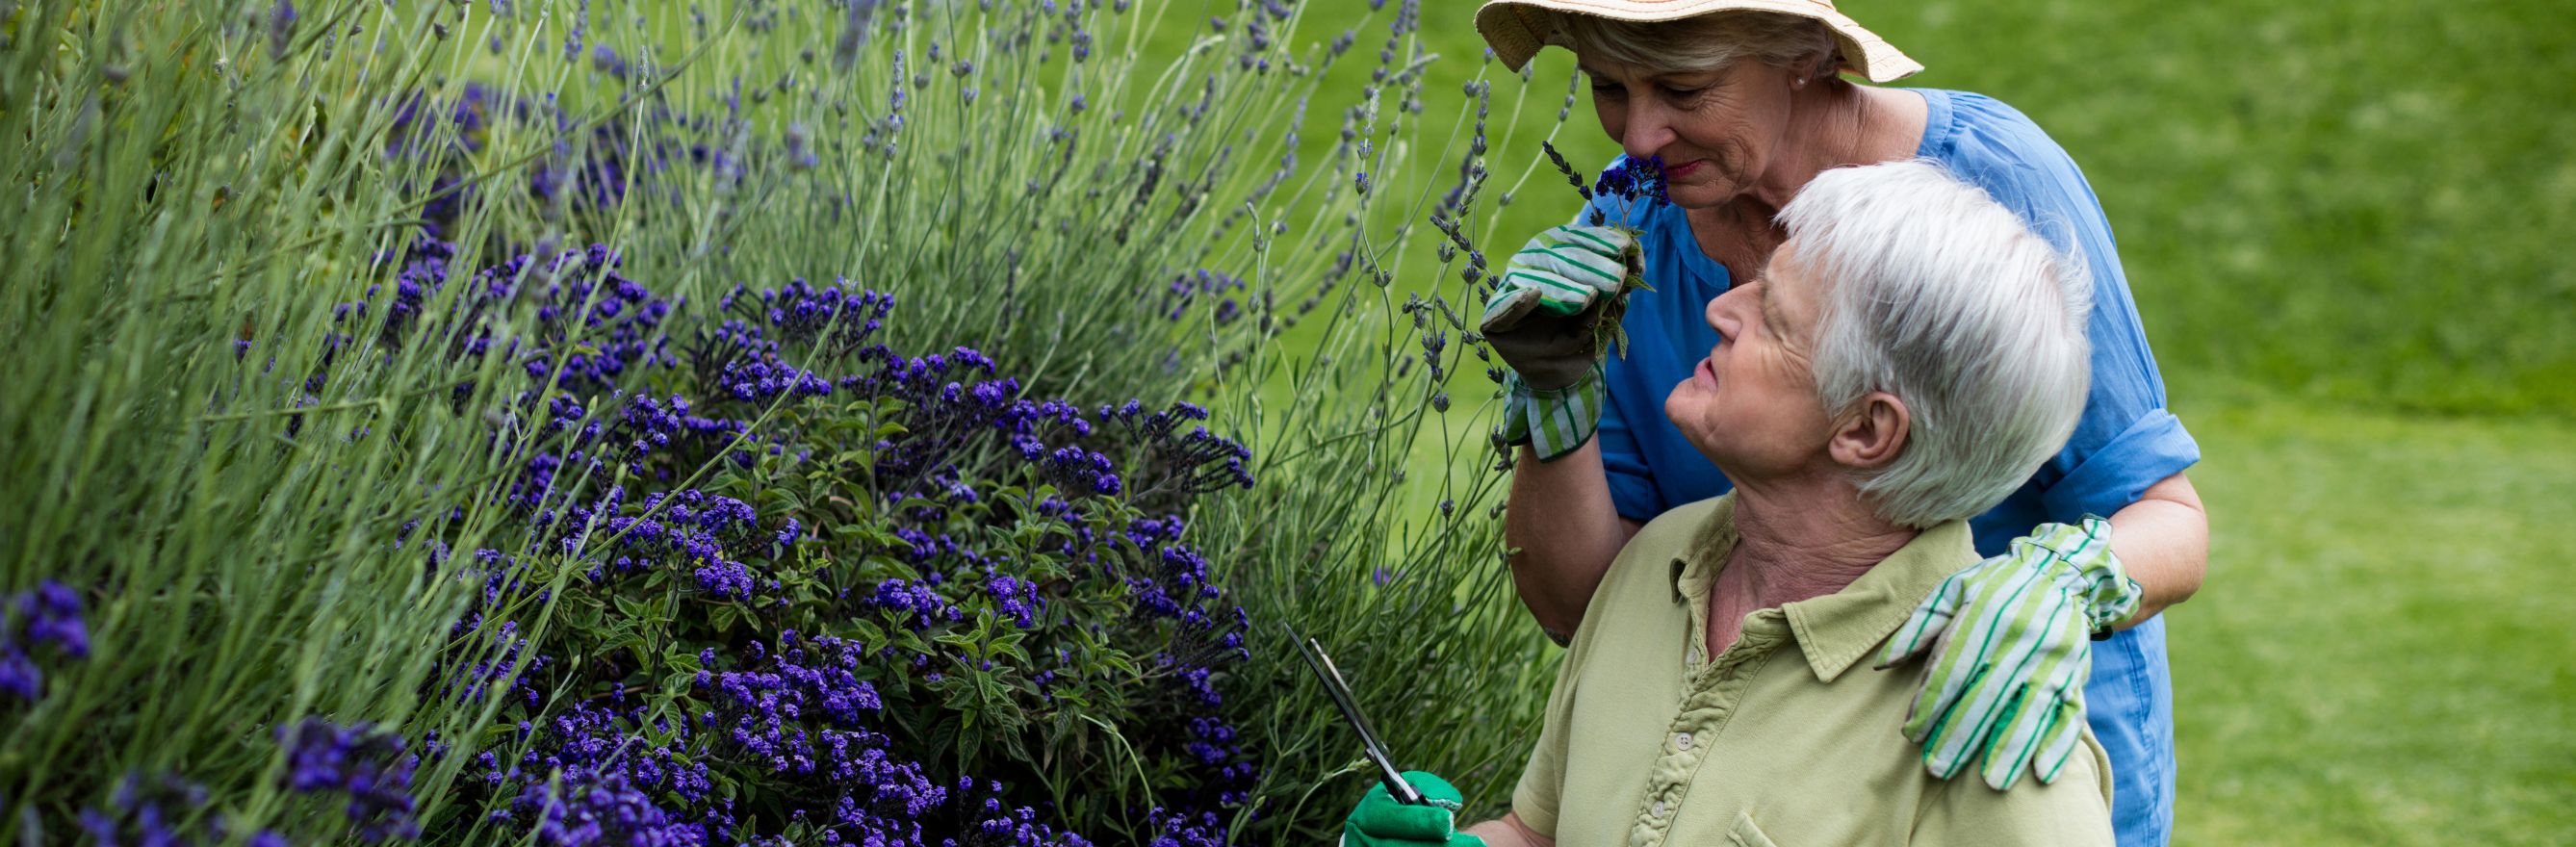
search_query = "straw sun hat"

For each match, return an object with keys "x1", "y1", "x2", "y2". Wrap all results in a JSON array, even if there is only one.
[{"x1": 1474, "y1": 0, "x2": 1923, "y2": 83}]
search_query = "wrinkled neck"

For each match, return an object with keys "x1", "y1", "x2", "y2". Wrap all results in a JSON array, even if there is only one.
[{"x1": 1723, "y1": 479, "x2": 1915, "y2": 607}]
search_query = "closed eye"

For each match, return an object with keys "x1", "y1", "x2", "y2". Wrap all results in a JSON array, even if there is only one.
[{"x1": 1755, "y1": 283, "x2": 1782, "y2": 338}]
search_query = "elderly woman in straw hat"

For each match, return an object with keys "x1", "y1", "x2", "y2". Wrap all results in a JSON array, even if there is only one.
[
  {"x1": 1425, "y1": 0, "x2": 2207, "y2": 844},
  {"x1": 1343, "y1": 160, "x2": 2125, "y2": 846}
]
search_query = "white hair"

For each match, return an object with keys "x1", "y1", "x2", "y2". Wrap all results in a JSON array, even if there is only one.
[
  {"x1": 1777, "y1": 160, "x2": 2093, "y2": 528},
  {"x1": 1551, "y1": 11, "x2": 1842, "y2": 81}
]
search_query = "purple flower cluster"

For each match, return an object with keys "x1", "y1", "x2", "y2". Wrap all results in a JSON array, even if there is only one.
[
  {"x1": 278, "y1": 718, "x2": 424, "y2": 842},
  {"x1": 437, "y1": 608, "x2": 554, "y2": 708},
  {"x1": 1099, "y1": 401, "x2": 1254, "y2": 506},
  {"x1": 385, "y1": 84, "x2": 496, "y2": 159},
  {"x1": 732, "y1": 277, "x2": 895, "y2": 353},
  {"x1": 465, "y1": 629, "x2": 1139, "y2": 845},
  {"x1": 1589, "y1": 154, "x2": 1671, "y2": 217},
  {"x1": 1544, "y1": 140, "x2": 1670, "y2": 227},
  {"x1": 868, "y1": 578, "x2": 962, "y2": 630},
  {"x1": 0, "y1": 579, "x2": 90, "y2": 702},
  {"x1": 603, "y1": 489, "x2": 764, "y2": 598},
  {"x1": 336, "y1": 233, "x2": 677, "y2": 406},
  {"x1": 382, "y1": 83, "x2": 704, "y2": 230},
  {"x1": 78, "y1": 773, "x2": 289, "y2": 847},
  {"x1": 986, "y1": 575, "x2": 1041, "y2": 629},
  {"x1": 1161, "y1": 270, "x2": 1247, "y2": 325},
  {"x1": 518, "y1": 772, "x2": 700, "y2": 847},
  {"x1": 503, "y1": 245, "x2": 674, "y2": 390},
  {"x1": 485, "y1": 699, "x2": 723, "y2": 845},
  {"x1": 1144, "y1": 808, "x2": 1229, "y2": 847}
]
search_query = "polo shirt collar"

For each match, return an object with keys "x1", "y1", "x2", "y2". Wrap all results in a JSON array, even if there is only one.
[{"x1": 1668, "y1": 496, "x2": 1981, "y2": 683}]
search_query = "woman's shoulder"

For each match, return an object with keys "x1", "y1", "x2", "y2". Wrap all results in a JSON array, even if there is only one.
[
  {"x1": 1911, "y1": 88, "x2": 2082, "y2": 179},
  {"x1": 1913, "y1": 730, "x2": 2117, "y2": 844},
  {"x1": 1915, "y1": 89, "x2": 2048, "y2": 142},
  {"x1": 1907, "y1": 88, "x2": 2105, "y2": 247}
]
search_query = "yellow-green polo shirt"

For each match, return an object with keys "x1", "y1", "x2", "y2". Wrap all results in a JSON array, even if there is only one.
[{"x1": 1511, "y1": 494, "x2": 2115, "y2": 846}]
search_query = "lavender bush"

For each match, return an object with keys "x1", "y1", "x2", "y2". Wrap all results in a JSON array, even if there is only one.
[
  {"x1": 377, "y1": 235, "x2": 1259, "y2": 841},
  {"x1": 2, "y1": 0, "x2": 1568, "y2": 842}
]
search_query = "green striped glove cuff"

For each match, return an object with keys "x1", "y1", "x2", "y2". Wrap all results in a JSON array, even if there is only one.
[
  {"x1": 2018, "y1": 518, "x2": 2142, "y2": 633},
  {"x1": 1498, "y1": 367, "x2": 1605, "y2": 462}
]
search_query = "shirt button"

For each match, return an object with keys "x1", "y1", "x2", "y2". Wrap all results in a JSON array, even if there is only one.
[
  {"x1": 1674, "y1": 732, "x2": 1693, "y2": 751},
  {"x1": 1652, "y1": 800, "x2": 1669, "y2": 818}
]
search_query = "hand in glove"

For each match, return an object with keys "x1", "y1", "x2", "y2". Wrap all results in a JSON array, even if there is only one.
[
  {"x1": 1341, "y1": 770, "x2": 1487, "y2": 847},
  {"x1": 1481, "y1": 224, "x2": 1640, "y2": 461},
  {"x1": 1877, "y1": 517, "x2": 2142, "y2": 790}
]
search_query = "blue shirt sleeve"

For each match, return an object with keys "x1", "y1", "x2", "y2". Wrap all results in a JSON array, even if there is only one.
[{"x1": 1594, "y1": 372, "x2": 1665, "y2": 521}]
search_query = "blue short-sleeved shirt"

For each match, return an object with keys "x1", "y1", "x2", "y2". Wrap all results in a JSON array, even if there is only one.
[{"x1": 1583, "y1": 89, "x2": 2197, "y2": 845}]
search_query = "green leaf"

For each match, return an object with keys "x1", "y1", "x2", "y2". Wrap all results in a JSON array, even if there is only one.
[{"x1": 612, "y1": 593, "x2": 653, "y2": 622}]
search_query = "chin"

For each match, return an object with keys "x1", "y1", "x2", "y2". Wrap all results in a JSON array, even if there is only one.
[
  {"x1": 1662, "y1": 383, "x2": 1708, "y2": 430},
  {"x1": 1663, "y1": 180, "x2": 1739, "y2": 211}
]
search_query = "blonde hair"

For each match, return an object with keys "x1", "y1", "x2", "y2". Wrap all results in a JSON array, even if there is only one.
[{"x1": 1550, "y1": 11, "x2": 1842, "y2": 80}]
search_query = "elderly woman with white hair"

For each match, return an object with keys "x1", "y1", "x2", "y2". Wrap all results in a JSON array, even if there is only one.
[
  {"x1": 1344, "y1": 160, "x2": 2125, "y2": 846},
  {"x1": 1459, "y1": 2, "x2": 2209, "y2": 844}
]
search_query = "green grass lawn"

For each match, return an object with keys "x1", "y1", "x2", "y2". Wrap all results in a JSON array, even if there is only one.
[{"x1": 2170, "y1": 398, "x2": 2576, "y2": 844}]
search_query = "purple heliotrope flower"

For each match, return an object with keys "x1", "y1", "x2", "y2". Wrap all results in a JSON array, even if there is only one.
[{"x1": 278, "y1": 718, "x2": 422, "y2": 842}]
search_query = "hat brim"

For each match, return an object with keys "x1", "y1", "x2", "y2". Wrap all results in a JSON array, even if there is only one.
[{"x1": 1475, "y1": 0, "x2": 1922, "y2": 83}]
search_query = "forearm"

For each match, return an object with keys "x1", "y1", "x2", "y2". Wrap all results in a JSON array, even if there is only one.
[
  {"x1": 1463, "y1": 813, "x2": 1555, "y2": 847},
  {"x1": 2105, "y1": 472, "x2": 2207, "y2": 627},
  {"x1": 1502, "y1": 439, "x2": 1640, "y2": 639}
]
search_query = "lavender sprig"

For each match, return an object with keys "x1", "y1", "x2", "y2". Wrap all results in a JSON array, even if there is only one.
[
  {"x1": 1542, "y1": 140, "x2": 1591, "y2": 202},
  {"x1": 1587, "y1": 154, "x2": 1671, "y2": 225},
  {"x1": 1538, "y1": 142, "x2": 1666, "y2": 357}
]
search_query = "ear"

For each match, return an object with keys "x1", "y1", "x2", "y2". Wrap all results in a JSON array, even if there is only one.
[{"x1": 1828, "y1": 391, "x2": 1909, "y2": 471}]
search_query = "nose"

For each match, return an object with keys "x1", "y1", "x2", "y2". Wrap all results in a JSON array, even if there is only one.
[
  {"x1": 1619, "y1": 99, "x2": 1678, "y2": 163},
  {"x1": 1707, "y1": 284, "x2": 1751, "y2": 339}
]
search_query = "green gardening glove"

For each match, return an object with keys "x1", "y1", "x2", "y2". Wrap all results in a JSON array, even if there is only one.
[
  {"x1": 1341, "y1": 771, "x2": 1486, "y2": 847},
  {"x1": 1481, "y1": 224, "x2": 1639, "y2": 462},
  {"x1": 1875, "y1": 517, "x2": 2142, "y2": 790}
]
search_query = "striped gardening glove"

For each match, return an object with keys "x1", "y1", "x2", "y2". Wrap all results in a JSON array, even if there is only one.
[
  {"x1": 1481, "y1": 224, "x2": 1640, "y2": 462},
  {"x1": 1875, "y1": 517, "x2": 2142, "y2": 790}
]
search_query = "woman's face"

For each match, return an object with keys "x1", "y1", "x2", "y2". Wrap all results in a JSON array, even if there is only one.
[
  {"x1": 1583, "y1": 55, "x2": 1800, "y2": 209},
  {"x1": 1664, "y1": 243, "x2": 1833, "y2": 477}
]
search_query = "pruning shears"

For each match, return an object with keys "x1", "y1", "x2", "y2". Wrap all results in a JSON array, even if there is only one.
[{"x1": 1287, "y1": 625, "x2": 1426, "y2": 806}]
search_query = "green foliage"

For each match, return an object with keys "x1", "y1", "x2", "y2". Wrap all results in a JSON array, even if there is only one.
[{"x1": 0, "y1": 1, "x2": 509, "y2": 840}]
